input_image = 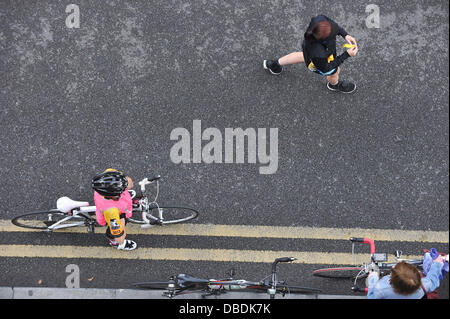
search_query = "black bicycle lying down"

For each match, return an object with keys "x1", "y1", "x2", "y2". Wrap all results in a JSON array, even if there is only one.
[{"x1": 134, "y1": 257, "x2": 321, "y2": 299}]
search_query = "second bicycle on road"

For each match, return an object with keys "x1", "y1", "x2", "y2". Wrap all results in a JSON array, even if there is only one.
[{"x1": 134, "y1": 257, "x2": 321, "y2": 299}]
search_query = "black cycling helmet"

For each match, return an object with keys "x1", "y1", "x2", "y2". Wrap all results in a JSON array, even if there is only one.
[{"x1": 92, "y1": 169, "x2": 128, "y2": 197}]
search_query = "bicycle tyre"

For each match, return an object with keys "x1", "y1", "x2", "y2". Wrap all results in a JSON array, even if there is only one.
[
  {"x1": 129, "y1": 206, "x2": 199, "y2": 225},
  {"x1": 11, "y1": 210, "x2": 82, "y2": 230},
  {"x1": 312, "y1": 267, "x2": 366, "y2": 279},
  {"x1": 133, "y1": 282, "x2": 175, "y2": 290},
  {"x1": 277, "y1": 284, "x2": 322, "y2": 294}
]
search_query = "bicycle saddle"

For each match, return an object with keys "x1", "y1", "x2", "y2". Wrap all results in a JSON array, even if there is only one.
[
  {"x1": 176, "y1": 274, "x2": 209, "y2": 287},
  {"x1": 57, "y1": 196, "x2": 90, "y2": 213}
]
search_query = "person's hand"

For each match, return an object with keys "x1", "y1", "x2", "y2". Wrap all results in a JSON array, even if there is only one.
[
  {"x1": 434, "y1": 255, "x2": 445, "y2": 265},
  {"x1": 126, "y1": 176, "x2": 134, "y2": 189},
  {"x1": 366, "y1": 271, "x2": 379, "y2": 288},
  {"x1": 345, "y1": 35, "x2": 357, "y2": 46},
  {"x1": 347, "y1": 45, "x2": 358, "y2": 57},
  {"x1": 345, "y1": 35, "x2": 358, "y2": 57}
]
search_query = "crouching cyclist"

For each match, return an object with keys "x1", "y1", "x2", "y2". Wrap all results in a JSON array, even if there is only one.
[
  {"x1": 92, "y1": 169, "x2": 137, "y2": 251},
  {"x1": 367, "y1": 254, "x2": 446, "y2": 299}
]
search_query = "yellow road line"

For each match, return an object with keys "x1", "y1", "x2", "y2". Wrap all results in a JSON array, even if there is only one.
[
  {"x1": 0, "y1": 244, "x2": 423, "y2": 265},
  {"x1": 1, "y1": 220, "x2": 448, "y2": 243}
]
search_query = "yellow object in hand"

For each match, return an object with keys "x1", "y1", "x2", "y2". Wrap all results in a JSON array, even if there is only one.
[{"x1": 343, "y1": 44, "x2": 355, "y2": 49}]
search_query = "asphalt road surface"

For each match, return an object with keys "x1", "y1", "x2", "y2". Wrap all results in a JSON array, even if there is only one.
[{"x1": 0, "y1": 0, "x2": 448, "y2": 299}]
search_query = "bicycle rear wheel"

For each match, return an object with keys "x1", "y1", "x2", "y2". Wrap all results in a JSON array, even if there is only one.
[
  {"x1": 11, "y1": 210, "x2": 82, "y2": 230},
  {"x1": 312, "y1": 267, "x2": 366, "y2": 279}
]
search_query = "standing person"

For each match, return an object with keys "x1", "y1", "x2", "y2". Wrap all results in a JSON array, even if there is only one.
[
  {"x1": 366, "y1": 255, "x2": 445, "y2": 299},
  {"x1": 92, "y1": 168, "x2": 137, "y2": 251},
  {"x1": 263, "y1": 15, "x2": 359, "y2": 93}
]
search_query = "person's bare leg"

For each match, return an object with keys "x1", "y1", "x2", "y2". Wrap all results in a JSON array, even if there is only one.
[
  {"x1": 278, "y1": 52, "x2": 305, "y2": 66},
  {"x1": 326, "y1": 67, "x2": 340, "y2": 85},
  {"x1": 263, "y1": 51, "x2": 305, "y2": 75},
  {"x1": 113, "y1": 218, "x2": 136, "y2": 250},
  {"x1": 326, "y1": 67, "x2": 356, "y2": 93},
  {"x1": 115, "y1": 218, "x2": 127, "y2": 245}
]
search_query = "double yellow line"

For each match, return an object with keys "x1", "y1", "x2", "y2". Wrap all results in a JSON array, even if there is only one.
[{"x1": 1, "y1": 220, "x2": 447, "y2": 265}]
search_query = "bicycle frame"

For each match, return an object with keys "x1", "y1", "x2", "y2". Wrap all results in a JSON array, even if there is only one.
[
  {"x1": 165, "y1": 278, "x2": 260, "y2": 298},
  {"x1": 267, "y1": 257, "x2": 297, "y2": 298},
  {"x1": 149, "y1": 257, "x2": 297, "y2": 299},
  {"x1": 139, "y1": 178, "x2": 164, "y2": 226},
  {"x1": 135, "y1": 176, "x2": 162, "y2": 225},
  {"x1": 45, "y1": 207, "x2": 96, "y2": 232}
]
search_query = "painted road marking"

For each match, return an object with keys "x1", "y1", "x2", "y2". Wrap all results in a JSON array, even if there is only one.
[
  {"x1": 1, "y1": 220, "x2": 448, "y2": 243},
  {"x1": 0, "y1": 244, "x2": 423, "y2": 265}
]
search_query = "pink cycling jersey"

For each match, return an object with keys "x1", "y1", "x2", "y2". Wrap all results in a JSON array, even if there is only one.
[{"x1": 94, "y1": 190, "x2": 133, "y2": 226}]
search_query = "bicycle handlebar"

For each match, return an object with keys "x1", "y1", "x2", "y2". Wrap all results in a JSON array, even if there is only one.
[
  {"x1": 148, "y1": 175, "x2": 161, "y2": 182},
  {"x1": 138, "y1": 175, "x2": 161, "y2": 192},
  {"x1": 350, "y1": 237, "x2": 375, "y2": 255},
  {"x1": 423, "y1": 249, "x2": 449, "y2": 262},
  {"x1": 275, "y1": 257, "x2": 296, "y2": 263},
  {"x1": 272, "y1": 257, "x2": 296, "y2": 274}
]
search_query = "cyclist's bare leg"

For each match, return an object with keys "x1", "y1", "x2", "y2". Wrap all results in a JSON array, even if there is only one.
[
  {"x1": 278, "y1": 52, "x2": 305, "y2": 66},
  {"x1": 115, "y1": 218, "x2": 127, "y2": 244},
  {"x1": 327, "y1": 66, "x2": 341, "y2": 85}
]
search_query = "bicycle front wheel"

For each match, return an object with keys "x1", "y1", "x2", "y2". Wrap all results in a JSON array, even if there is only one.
[
  {"x1": 155, "y1": 206, "x2": 198, "y2": 224},
  {"x1": 130, "y1": 206, "x2": 199, "y2": 225},
  {"x1": 277, "y1": 284, "x2": 321, "y2": 294},
  {"x1": 134, "y1": 282, "x2": 175, "y2": 290},
  {"x1": 312, "y1": 267, "x2": 366, "y2": 279},
  {"x1": 11, "y1": 210, "x2": 81, "y2": 230}
]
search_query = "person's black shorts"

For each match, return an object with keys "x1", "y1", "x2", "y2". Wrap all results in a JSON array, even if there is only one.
[{"x1": 301, "y1": 41, "x2": 338, "y2": 76}]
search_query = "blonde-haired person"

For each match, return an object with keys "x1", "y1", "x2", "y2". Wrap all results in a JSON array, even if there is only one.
[{"x1": 263, "y1": 15, "x2": 358, "y2": 93}]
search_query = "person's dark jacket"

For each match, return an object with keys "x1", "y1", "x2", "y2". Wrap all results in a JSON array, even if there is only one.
[{"x1": 302, "y1": 15, "x2": 350, "y2": 74}]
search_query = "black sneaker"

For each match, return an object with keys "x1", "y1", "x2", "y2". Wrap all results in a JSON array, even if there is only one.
[
  {"x1": 327, "y1": 80, "x2": 357, "y2": 94},
  {"x1": 263, "y1": 60, "x2": 283, "y2": 75}
]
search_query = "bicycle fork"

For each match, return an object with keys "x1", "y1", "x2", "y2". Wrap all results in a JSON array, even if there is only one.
[{"x1": 268, "y1": 257, "x2": 297, "y2": 299}]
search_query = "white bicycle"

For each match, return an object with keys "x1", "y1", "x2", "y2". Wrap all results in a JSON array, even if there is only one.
[{"x1": 11, "y1": 175, "x2": 199, "y2": 232}]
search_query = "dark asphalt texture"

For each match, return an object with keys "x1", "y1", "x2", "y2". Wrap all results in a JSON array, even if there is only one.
[{"x1": 0, "y1": 0, "x2": 448, "y2": 298}]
